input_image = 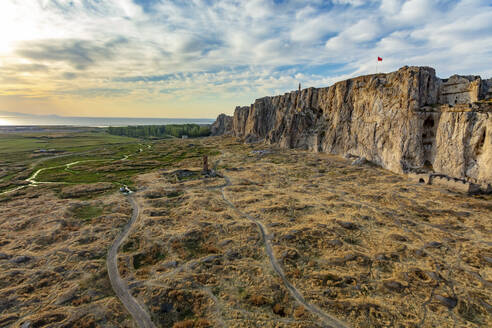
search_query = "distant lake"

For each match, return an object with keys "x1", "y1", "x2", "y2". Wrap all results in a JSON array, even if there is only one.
[{"x1": 0, "y1": 114, "x2": 215, "y2": 127}]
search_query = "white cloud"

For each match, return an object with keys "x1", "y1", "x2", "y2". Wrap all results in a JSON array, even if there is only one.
[
  {"x1": 379, "y1": 0, "x2": 404, "y2": 14},
  {"x1": 344, "y1": 19, "x2": 382, "y2": 42},
  {"x1": 332, "y1": 0, "x2": 375, "y2": 6},
  {"x1": 396, "y1": 0, "x2": 436, "y2": 23},
  {"x1": 290, "y1": 12, "x2": 339, "y2": 42}
]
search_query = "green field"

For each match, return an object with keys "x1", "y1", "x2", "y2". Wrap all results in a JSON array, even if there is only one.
[
  {"x1": 0, "y1": 128, "x2": 218, "y2": 195},
  {"x1": 0, "y1": 132, "x2": 136, "y2": 155}
]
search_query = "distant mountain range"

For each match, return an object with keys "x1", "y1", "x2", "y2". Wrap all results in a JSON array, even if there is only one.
[{"x1": 0, "y1": 111, "x2": 214, "y2": 127}]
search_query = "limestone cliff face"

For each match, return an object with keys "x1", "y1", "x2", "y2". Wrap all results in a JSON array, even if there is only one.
[
  {"x1": 210, "y1": 114, "x2": 233, "y2": 136},
  {"x1": 433, "y1": 109, "x2": 491, "y2": 184},
  {"x1": 232, "y1": 106, "x2": 250, "y2": 138},
  {"x1": 213, "y1": 66, "x2": 492, "y2": 186}
]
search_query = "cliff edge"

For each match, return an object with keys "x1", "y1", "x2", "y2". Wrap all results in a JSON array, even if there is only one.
[{"x1": 212, "y1": 66, "x2": 492, "y2": 190}]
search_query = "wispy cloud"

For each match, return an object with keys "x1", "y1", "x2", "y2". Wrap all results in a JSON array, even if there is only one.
[
  {"x1": 56, "y1": 87, "x2": 132, "y2": 97},
  {"x1": 0, "y1": 0, "x2": 491, "y2": 118},
  {"x1": 16, "y1": 37, "x2": 128, "y2": 70}
]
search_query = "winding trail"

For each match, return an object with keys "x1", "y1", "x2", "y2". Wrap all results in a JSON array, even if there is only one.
[
  {"x1": 107, "y1": 194, "x2": 157, "y2": 328},
  {"x1": 0, "y1": 161, "x2": 80, "y2": 196},
  {"x1": 219, "y1": 171, "x2": 349, "y2": 328},
  {"x1": 27, "y1": 159, "x2": 106, "y2": 185},
  {"x1": 1, "y1": 143, "x2": 157, "y2": 326},
  {"x1": 0, "y1": 147, "x2": 143, "y2": 196}
]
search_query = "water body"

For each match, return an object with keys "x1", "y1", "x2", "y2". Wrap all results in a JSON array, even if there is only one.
[{"x1": 0, "y1": 112, "x2": 214, "y2": 127}]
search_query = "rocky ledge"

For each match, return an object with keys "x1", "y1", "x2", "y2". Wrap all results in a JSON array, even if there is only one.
[{"x1": 212, "y1": 66, "x2": 492, "y2": 192}]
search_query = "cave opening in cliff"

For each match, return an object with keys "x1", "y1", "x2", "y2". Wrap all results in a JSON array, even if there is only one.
[
  {"x1": 424, "y1": 117, "x2": 435, "y2": 128},
  {"x1": 424, "y1": 160, "x2": 433, "y2": 171},
  {"x1": 475, "y1": 128, "x2": 486, "y2": 156},
  {"x1": 422, "y1": 116, "x2": 437, "y2": 169},
  {"x1": 422, "y1": 117, "x2": 436, "y2": 151}
]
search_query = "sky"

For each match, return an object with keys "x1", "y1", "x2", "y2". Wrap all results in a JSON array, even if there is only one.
[{"x1": 0, "y1": 0, "x2": 491, "y2": 119}]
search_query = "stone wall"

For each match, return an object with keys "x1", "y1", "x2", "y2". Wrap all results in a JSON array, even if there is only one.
[
  {"x1": 439, "y1": 75, "x2": 482, "y2": 104},
  {"x1": 407, "y1": 171, "x2": 484, "y2": 195},
  {"x1": 212, "y1": 66, "x2": 492, "y2": 190}
]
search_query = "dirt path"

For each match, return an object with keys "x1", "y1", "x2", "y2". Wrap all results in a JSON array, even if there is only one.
[
  {"x1": 107, "y1": 194, "x2": 157, "y2": 328},
  {"x1": 1, "y1": 144, "x2": 157, "y2": 326},
  {"x1": 219, "y1": 173, "x2": 349, "y2": 328}
]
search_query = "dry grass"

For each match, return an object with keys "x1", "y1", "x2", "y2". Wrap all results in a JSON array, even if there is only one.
[
  {"x1": 1, "y1": 136, "x2": 490, "y2": 327},
  {"x1": 223, "y1": 144, "x2": 492, "y2": 327},
  {"x1": 0, "y1": 186, "x2": 133, "y2": 327}
]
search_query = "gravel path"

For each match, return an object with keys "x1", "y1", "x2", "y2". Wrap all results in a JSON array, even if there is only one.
[{"x1": 107, "y1": 194, "x2": 157, "y2": 328}]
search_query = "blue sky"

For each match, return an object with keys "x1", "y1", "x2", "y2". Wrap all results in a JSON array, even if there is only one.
[{"x1": 0, "y1": 0, "x2": 491, "y2": 118}]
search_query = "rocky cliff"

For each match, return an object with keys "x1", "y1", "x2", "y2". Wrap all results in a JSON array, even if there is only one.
[
  {"x1": 212, "y1": 66, "x2": 492, "y2": 190},
  {"x1": 210, "y1": 113, "x2": 233, "y2": 136}
]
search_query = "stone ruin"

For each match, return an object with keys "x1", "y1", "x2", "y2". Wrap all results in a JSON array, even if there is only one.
[
  {"x1": 407, "y1": 172, "x2": 490, "y2": 195},
  {"x1": 203, "y1": 155, "x2": 209, "y2": 174}
]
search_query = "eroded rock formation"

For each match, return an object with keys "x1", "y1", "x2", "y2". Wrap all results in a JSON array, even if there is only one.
[
  {"x1": 213, "y1": 66, "x2": 492, "y2": 190},
  {"x1": 210, "y1": 113, "x2": 233, "y2": 136}
]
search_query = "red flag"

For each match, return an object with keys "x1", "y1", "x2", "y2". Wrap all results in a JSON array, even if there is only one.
[{"x1": 377, "y1": 57, "x2": 383, "y2": 62}]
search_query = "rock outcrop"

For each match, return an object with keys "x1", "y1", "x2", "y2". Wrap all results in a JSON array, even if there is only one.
[
  {"x1": 210, "y1": 113, "x2": 233, "y2": 136},
  {"x1": 213, "y1": 66, "x2": 492, "y2": 191}
]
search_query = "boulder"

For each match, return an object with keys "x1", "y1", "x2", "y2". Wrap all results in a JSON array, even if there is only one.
[
  {"x1": 351, "y1": 157, "x2": 368, "y2": 166},
  {"x1": 434, "y1": 295, "x2": 458, "y2": 309},
  {"x1": 11, "y1": 256, "x2": 32, "y2": 264}
]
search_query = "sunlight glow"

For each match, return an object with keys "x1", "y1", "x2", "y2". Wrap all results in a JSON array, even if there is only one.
[
  {"x1": 0, "y1": 2, "x2": 26, "y2": 53},
  {"x1": 0, "y1": 2, "x2": 56, "y2": 54},
  {"x1": 0, "y1": 118, "x2": 12, "y2": 126}
]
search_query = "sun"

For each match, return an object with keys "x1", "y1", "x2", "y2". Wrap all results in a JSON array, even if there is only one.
[
  {"x1": 0, "y1": 2, "x2": 39, "y2": 54},
  {"x1": 0, "y1": 2, "x2": 18, "y2": 53},
  {"x1": 0, "y1": 117, "x2": 12, "y2": 126}
]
